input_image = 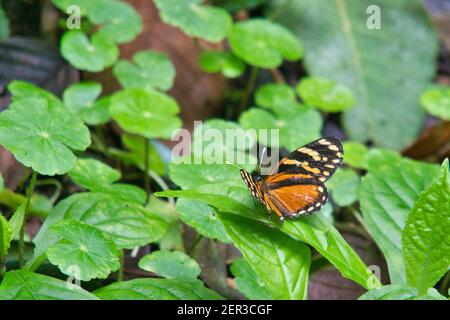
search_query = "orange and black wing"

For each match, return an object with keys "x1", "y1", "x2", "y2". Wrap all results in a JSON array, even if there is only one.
[
  {"x1": 265, "y1": 177, "x2": 328, "y2": 219},
  {"x1": 269, "y1": 137, "x2": 343, "y2": 183}
]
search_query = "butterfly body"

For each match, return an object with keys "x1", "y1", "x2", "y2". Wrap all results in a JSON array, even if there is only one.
[{"x1": 240, "y1": 137, "x2": 343, "y2": 221}]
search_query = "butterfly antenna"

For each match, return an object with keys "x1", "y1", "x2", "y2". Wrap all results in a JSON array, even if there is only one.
[
  {"x1": 225, "y1": 161, "x2": 242, "y2": 169},
  {"x1": 258, "y1": 147, "x2": 267, "y2": 174}
]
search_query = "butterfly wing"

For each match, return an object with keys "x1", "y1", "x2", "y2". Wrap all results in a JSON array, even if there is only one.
[
  {"x1": 265, "y1": 177, "x2": 328, "y2": 218},
  {"x1": 269, "y1": 137, "x2": 343, "y2": 183}
]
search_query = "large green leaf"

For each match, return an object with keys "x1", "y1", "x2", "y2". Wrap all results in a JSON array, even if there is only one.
[
  {"x1": 229, "y1": 19, "x2": 303, "y2": 68},
  {"x1": 402, "y1": 160, "x2": 450, "y2": 294},
  {"x1": 0, "y1": 97, "x2": 90, "y2": 176},
  {"x1": 272, "y1": 0, "x2": 438, "y2": 149},
  {"x1": 358, "y1": 157, "x2": 440, "y2": 284},
  {"x1": 154, "y1": 0, "x2": 232, "y2": 43},
  {"x1": 139, "y1": 250, "x2": 201, "y2": 279},
  {"x1": 0, "y1": 270, "x2": 98, "y2": 300},
  {"x1": 61, "y1": 31, "x2": 119, "y2": 72},
  {"x1": 157, "y1": 184, "x2": 379, "y2": 289},
  {"x1": 46, "y1": 219, "x2": 121, "y2": 281},
  {"x1": 94, "y1": 278, "x2": 223, "y2": 300},
  {"x1": 230, "y1": 258, "x2": 271, "y2": 300},
  {"x1": 221, "y1": 213, "x2": 311, "y2": 300},
  {"x1": 8, "y1": 81, "x2": 61, "y2": 105},
  {"x1": 113, "y1": 50, "x2": 175, "y2": 91},
  {"x1": 199, "y1": 51, "x2": 246, "y2": 78},
  {"x1": 109, "y1": 88, "x2": 181, "y2": 139}
]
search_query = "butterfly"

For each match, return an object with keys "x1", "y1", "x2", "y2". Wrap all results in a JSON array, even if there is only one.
[{"x1": 240, "y1": 137, "x2": 343, "y2": 221}]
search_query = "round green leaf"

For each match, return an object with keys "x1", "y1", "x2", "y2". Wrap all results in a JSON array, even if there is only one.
[
  {"x1": 326, "y1": 168, "x2": 360, "y2": 207},
  {"x1": 342, "y1": 141, "x2": 369, "y2": 169},
  {"x1": 154, "y1": 0, "x2": 232, "y2": 43},
  {"x1": 296, "y1": 77, "x2": 355, "y2": 112},
  {"x1": 47, "y1": 219, "x2": 120, "y2": 281},
  {"x1": 8, "y1": 80, "x2": 62, "y2": 105},
  {"x1": 88, "y1": 0, "x2": 142, "y2": 44},
  {"x1": 239, "y1": 105, "x2": 322, "y2": 150},
  {"x1": 0, "y1": 98, "x2": 90, "y2": 176},
  {"x1": 255, "y1": 83, "x2": 297, "y2": 110},
  {"x1": 191, "y1": 119, "x2": 257, "y2": 172},
  {"x1": 420, "y1": 85, "x2": 450, "y2": 120},
  {"x1": 69, "y1": 158, "x2": 120, "y2": 190},
  {"x1": 229, "y1": 19, "x2": 303, "y2": 68},
  {"x1": 110, "y1": 88, "x2": 181, "y2": 139},
  {"x1": 139, "y1": 250, "x2": 201, "y2": 279},
  {"x1": 199, "y1": 51, "x2": 246, "y2": 78},
  {"x1": 113, "y1": 51, "x2": 175, "y2": 91},
  {"x1": 63, "y1": 82, "x2": 111, "y2": 125},
  {"x1": 61, "y1": 30, "x2": 119, "y2": 72},
  {"x1": 176, "y1": 199, "x2": 232, "y2": 243}
]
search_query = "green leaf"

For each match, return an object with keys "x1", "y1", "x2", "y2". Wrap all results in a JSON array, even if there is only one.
[
  {"x1": 114, "y1": 51, "x2": 175, "y2": 91},
  {"x1": 342, "y1": 141, "x2": 368, "y2": 169},
  {"x1": 255, "y1": 83, "x2": 297, "y2": 110},
  {"x1": 191, "y1": 119, "x2": 257, "y2": 172},
  {"x1": 68, "y1": 158, "x2": 146, "y2": 204},
  {"x1": 169, "y1": 162, "x2": 241, "y2": 190},
  {"x1": 229, "y1": 19, "x2": 303, "y2": 68},
  {"x1": 110, "y1": 88, "x2": 181, "y2": 139},
  {"x1": 139, "y1": 250, "x2": 201, "y2": 279},
  {"x1": 358, "y1": 157, "x2": 440, "y2": 284},
  {"x1": 0, "y1": 4, "x2": 9, "y2": 39},
  {"x1": 63, "y1": 82, "x2": 110, "y2": 125},
  {"x1": 28, "y1": 193, "x2": 169, "y2": 270},
  {"x1": 61, "y1": 30, "x2": 119, "y2": 72},
  {"x1": 157, "y1": 184, "x2": 379, "y2": 289},
  {"x1": 326, "y1": 168, "x2": 359, "y2": 207},
  {"x1": 199, "y1": 51, "x2": 246, "y2": 78},
  {"x1": 420, "y1": 85, "x2": 450, "y2": 120},
  {"x1": 51, "y1": 0, "x2": 96, "y2": 15},
  {"x1": 8, "y1": 202, "x2": 26, "y2": 239},
  {"x1": 88, "y1": 0, "x2": 142, "y2": 44},
  {"x1": 8, "y1": 80, "x2": 62, "y2": 105},
  {"x1": 239, "y1": 105, "x2": 322, "y2": 150},
  {"x1": 272, "y1": 0, "x2": 438, "y2": 149},
  {"x1": 0, "y1": 214, "x2": 12, "y2": 260},
  {"x1": 0, "y1": 270, "x2": 98, "y2": 300},
  {"x1": 359, "y1": 285, "x2": 418, "y2": 300},
  {"x1": 0, "y1": 97, "x2": 91, "y2": 176},
  {"x1": 402, "y1": 159, "x2": 450, "y2": 294},
  {"x1": 94, "y1": 278, "x2": 223, "y2": 299},
  {"x1": 154, "y1": 0, "x2": 232, "y2": 43},
  {"x1": 222, "y1": 214, "x2": 310, "y2": 300},
  {"x1": 230, "y1": 258, "x2": 271, "y2": 300},
  {"x1": 69, "y1": 158, "x2": 120, "y2": 189},
  {"x1": 46, "y1": 219, "x2": 120, "y2": 281},
  {"x1": 359, "y1": 285, "x2": 447, "y2": 300},
  {"x1": 176, "y1": 199, "x2": 231, "y2": 243},
  {"x1": 296, "y1": 77, "x2": 355, "y2": 112}
]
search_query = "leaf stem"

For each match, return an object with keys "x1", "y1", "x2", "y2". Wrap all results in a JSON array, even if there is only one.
[
  {"x1": 35, "y1": 178, "x2": 62, "y2": 204},
  {"x1": 118, "y1": 250, "x2": 124, "y2": 282},
  {"x1": 143, "y1": 137, "x2": 151, "y2": 201},
  {"x1": 148, "y1": 170, "x2": 175, "y2": 206},
  {"x1": 348, "y1": 206, "x2": 372, "y2": 240},
  {"x1": 238, "y1": 67, "x2": 259, "y2": 116},
  {"x1": 19, "y1": 171, "x2": 37, "y2": 268}
]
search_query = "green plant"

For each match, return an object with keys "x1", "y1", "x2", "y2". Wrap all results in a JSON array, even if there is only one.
[{"x1": 0, "y1": 0, "x2": 448, "y2": 301}]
